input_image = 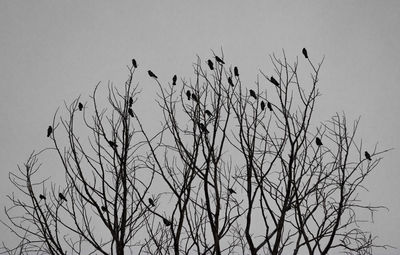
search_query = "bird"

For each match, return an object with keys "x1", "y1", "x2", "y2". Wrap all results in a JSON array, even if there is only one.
[
  {"x1": 148, "y1": 70, "x2": 158, "y2": 79},
  {"x1": 78, "y1": 102, "x2": 83, "y2": 111},
  {"x1": 228, "y1": 188, "x2": 236, "y2": 195},
  {"x1": 234, "y1": 66, "x2": 239, "y2": 77},
  {"x1": 207, "y1": 59, "x2": 214, "y2": 70},
  {"x1": 270, "y1": 76, "x2": 280, "y2": 87},
  {"x1": 101, "y1": 205, "x2": 108, "y2": 212},
  {"x1": 163, "y1": 217, "x2": 172, "y2": 226},
  {"x1": 129, "y1": 97, "x2": 133, "y2": 107},
  {"x1": 47, "y1": 126, "x2": 53, "y2": 137},
  {"x1": 128, "y1": 108, "x2": 134, "y2": 117},
  {"x1": 132, "y1": 58, "x2": 137, "y2": 68},
  {"x1": 108, "y1": 140, "x2": 118, "y2": 148},
  {"x1": 267, "y1": 101, "x2": 273, "y2": 111},
  {"x1": 172, "y1": 74, "x2": 177, "y2": 85},
  {"x1": 58, "y1": 193, "x2": 67, "y2": 202},
  {"x1": 186, "y1": 90, "x2": 191, "y2": 100},
  {"x1": 148, "y1": 198, "x2": 155, "y2": 207},
  {"x1": 228, "y1": 77, "x2": 234, "y2": 87},
  {"x1": 302, "y1": 48, "x2": 308, "y2": 59},
  {"x1": 191, "y1": 93, "x2": 198, "y2": 103},
  {"x1": 249, "y1": 89, "x2": 257, "y2": 99},
  {"x1": 199, "y1": 123, "x2": 209, "y2": 134},
  {"x1": 260, "y1": 101, "x2": 265, "y2": 111},
  {"x1": 39, "y1": 194, "x2": 46, "y2": 200},
  {"x1": 205, "y1": 110, "x2": 212, "y2": 117},
  {"x1": 215, "y1": 55, "x2": 225, "y2": 65},
  {"x1": 365, "y1": 151, "x2": 372, "y2": 161},
  {"x1": 315, "y1": 137, "x2": 323, "y2": 146}
]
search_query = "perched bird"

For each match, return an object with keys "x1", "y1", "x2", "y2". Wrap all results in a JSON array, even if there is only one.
[
  {"x1": 128, "y1": 108, "x2": 134, "y2": 117},
  {"x1": 267, "y1": 101, "x2": 273, "y2": 111},
  {"x1": 315, "y1": 137, "x2": 323, "y2": 146},
  {"x1": 172, "y1": 74, "x2": 177, "y2": 85},
  {"x1": 270, "y1": 76, "x2": 280, "y2": 87},
  {"x1": 260, "y1": 101, "x2": 265, "y2": 111},
  {"x1": 47, "y1": 126, "x2": 53, "y2": 138},
  {"x1": 228, "y1": 77, "x2": 234, "y2": 87},
  {"x1": 101, "y1": 205, "x2": 108, "y2": 212},
  {"x1": 199, "y1": 123, "x2": 209, "y2": 134},
  {"x1": 108, "y1": 140, "x2": 118, "y2": 148},
  {"x1": 163, "y1": 217, "x2": 172, "y2": 227},
  {"x1": 205, "y1": 110, "x2": 212, "y2": 117},
  {"x1": 249, "y1": 89, "x2": 257, "y2": 99},
  {"x1": 132, "y1": 58, "x2": 137, "y2": 68},
  {"x1": 186, "y1": 90, "x2": 191, "y2": 100},
  {"x1": 191, "y1": 93, "x2": 198, "y2": 103},
  {"x1": 148, "y1": 70, "x2": 158, "y2": 79},
  {"x1": 302, "y1": 48, "x2": 308, "y2": 59},
  {"x1": 228, "y1": 188, "x2": 236, "y2": 195},
  {"x1": 148, "y1": 198, "x2": 155, "y2": 207},
  {"x1": 207, "y1": 59, "x2": 214, "y2": 70},
  {"x1": 365, "y1": 151, "x2": 372, "y2": 161},
  {"x1": 215, "y1": 55, "x2": 225, "y2": 65},
  {"x1": 59, "y1": 193, "x2": 67, "y2": 202},
  {"x1": 78, "y1": 102, "x2": 83, "y2": 111},
  {"x1": 39, "y1": 194, "x2": 46, "y2": 200},
  {"x1": 129, "y1": 97, "x2": 133, "y2": 107},
  {"x1": 234, "y1": 66, "x2": 239, "y2": 77}
]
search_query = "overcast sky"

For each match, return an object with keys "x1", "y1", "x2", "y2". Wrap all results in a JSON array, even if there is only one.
[{"x1": 1, "y1": 1, "x2": 399, "y2": 253}]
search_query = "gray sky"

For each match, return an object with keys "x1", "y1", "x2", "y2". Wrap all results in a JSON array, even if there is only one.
[{"x1": 1, "y1": 1, "x2": 399, "y2": 253}]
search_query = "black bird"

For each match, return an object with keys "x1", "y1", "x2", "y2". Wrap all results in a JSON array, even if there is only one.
[
  {"x1": 316, "y1": 137, "x2": 323, "y2": 146},
  {"x1": 260, "y1": 101, "x2": 265, "y2": 111},
  {"x1": 228, "y1": 188, "x2": 236, "y2": 195},
  {"x1": 59, "y1": 193, "x2": 67, "y2": 202},
  {"x1": 207, "y1": 59, "x2": 214, "y2": 70},
  {"x1": 78, "y1": 102, "x2": 83, "y2": 111},
  {"x1": 163, "y1": 217, "x2": 172, "y2": 227},
  {"x1": 270, "y1": 76, "x2": 280, "y2": 87},
  {"x1": 129, "y1": 97, "x2": 133, "y2": 107},
  {"x1": 172, "y1": 74, "x2": 177, "y2": 85},
  {"x1": 228, "y1": 77, "x2": 234, "y2": 87},
  {"x1": 186, "y1": 90, "x2": 191, "y2": 100},
  {"x1": 302, "y1": 48, "x2": 308, "y2": 59},
  {"x1": 234, "y1": 66, "x2": 239, "y2": 77},
  {"x1": 148, "y1": 198, "x2": 155, "y2": 207},
  {"x1": 148, "y1": 70, "x2": 158, "y2": 79},
  {"x1": 249, "y1": 89, "x2": 257, "y2": 99},
  {"x1": 205, "y1": 110, "x2": 212, "y2": 117},
  {"x1": 39, "y1": 194, "x2": 46, "y2": 200},
  {"x1": 132, "y1": 58, "x2": 137, "y2": 68},
  {"x1": 128, "y1": 108, "x2": 134, "y2": 117},
  {"x1": 47, "y1": 126, "x2": 52, "y2": 138},
  {"x1": 199, "y1": 123, "x2": 209, "y2": 134},
  {"x1": 108, "y1": 140, "x2": 118, "y2": 148},
  {"x1": 191, "y1": 93, "x2": 198, "y2": 103},
  {"x1": 267, "y1": 101, "x2": 273, "y2": 111},
  {"x1": 215, "y1": 55, "x2": 225, "y2": 65},
  {"x1": 365, "y1": 151, "x2": 372, "y2": 161},
  {"x1": 101, "y1": 205, "x2": 108, "y2": 212}
]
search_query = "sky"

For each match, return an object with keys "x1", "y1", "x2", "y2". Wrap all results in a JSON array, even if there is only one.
[{"x1": 0, "y1": 1, "x2": 399, "y2": 253}]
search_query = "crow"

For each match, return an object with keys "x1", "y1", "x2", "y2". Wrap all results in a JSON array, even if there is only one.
[
  {"x1": 108, "y1": 140, "x2": 118, "y2": 148},
  {"x1": 172, "y1": 74, "x2": 177, "y2": 85},
  {"x1": 234, "y1": 66, "x2": 239, "y2": 77},
  {"x1": 148, "y1": 198, "x2": 155, "y2": 207},
  {"x1": 39, "y1": 194, "x2": 46, "y2": 200},
  {"x1": 228, "y1": 188, "x2": 236, "y2": 195},
  {"x1": 270, "y1": 76, "x2": 280, "y2": 87},
  {"x1": 59, "y1": 193, "x2": 67, "y2": 202},
  {"x1": 132, "y1": 58, "x2": 137, "y2": 68},
  {"x1": 186, "y1": 90, "x2": 191, "y2": 100},
  {"x1": 78, "y1": 102, "x2": 83, "y2": 111},
  {"x1": 128, "y1": 108, "x2": 134, "y2": 117},
  {"x1": 148, "y1": 70, "x2": 158, "y2": 79},
  {"x1": 47, "y1": 126, "x2": 53, "y2": 137},
  {"x1": 302, "y1": 48, "x2": 308, "y2": 59},
  {"x1": 215, "y1": 55, "x2": 225, "y2": 65},
  {"x1": 228, "y1": 77, "x2": 234, "y2": 87},
  {"x1": 205, "y1": 110, "x2": 212, "y2": 117},
  {"x1": 316, "y1": 137, "x2": 323, "y2": 146},
  {"x1": 207, "y1": 59, "x2": 214, "y2": 70},
  {"x1": 365, "y1": 151, "x2": 372, "y2": 161},
  {"x1": 191, "y1": 93, "x2": 199, "y2": 103},
  {"x1": 260, "y1": 101, "x2": 265, "y2": 111},
  {"x1": 267, "y1": 102, "x2": 273, "y2": 111},
  {"x1": 249, "y1": 89, "x2": 257, "y2": 99},
  {"x1": 163, "y1": 217, "x2": 172, "y2": 226},
  {"x1": 101, "y1": 205, "x2": 108, "y2": 212},
  {"x1": 129, "y1": 97, "x2": 133, "y2": 107}
]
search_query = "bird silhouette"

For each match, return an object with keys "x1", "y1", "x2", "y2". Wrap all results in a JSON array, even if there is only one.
[
  {"x1": 191, "y1": 93, "x2": 198, "y2": 103},
  {"x1": 129, "y1": 97, "x2": 133, "y2": 107},
  {"x1": 365, "y1": 151, "x2": 372, "y2": 161},
  {"x1": 249, "y1": 89, "x2": 257, "y2": 99},
  {"x1": 148, "y1": 198, "x2": 155, "y2": 207},
  {"x1": 172, "y1": 74, "x2": 177, "y2": 85},
  {"x1": 78, "y1": 102, "x2": 83, "y2": 111},
  {"x1": 228, "y1": 77, "x2": 234, "y2": 87},
  {"x1": 205, "y1": 110, "x2": 212, "y2": 117},
  {"x1": 316, "y1": 137, "x2": 323, "y2": 146},
  {"x1": 186, "y1": 90, "x2": 191, "y2": 100},
  {"x1": 260, "y1": 101, "x2": 265, "y2": 111},
  {"x1": 163, "y1": 217, "x2": 172, "y2": 226},
  {"x1": 47, "y1": 126, "x2": 52, "y2": 137},
  {"x1": 199, "y1": 123, "x2": 209, "y2": 134},
  {"x1": 108, "y1": 140, "x2": 118, "y2": 148},
  {"x1": 128, "y1": 108, "x2": 134, "y2": 117},
  {"x1": 148, "y1": 70, "x2": 158, "y2": 79},
  {"x1": 302, "y1": 48, "x2": 308, "y2": 59},
  {"x1": 270, "y1": 76, "x2": 280, "y2": 87},
  {"x1": 207, "y1": 59, "x2": 214, "y2": 70},
  {"x1": 267, "y1": 102, "x2": 273, "y2": 111},
  {"x1": 101, "y1": 205, "x2": 108, "y2": 212},
  {"x1": 215, "y1": 55, "x2": 225, "y2": 65},
  {"x1": 234, "y1": 66, "x2": 239, "y2": 77},
  {"x1": 228, "y1": 188, "x2": 236, "y2": 195},
  {"x1": 132, "y1": 58, "x2": 137, "y2": 68},
  {"x1": 39, "y1": 194, "x2": 46, "y2": 200},
  {"x1": 59, "y1": 193, "x2": 67, "y2": 202}
]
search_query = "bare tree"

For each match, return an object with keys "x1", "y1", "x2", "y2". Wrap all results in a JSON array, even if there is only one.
[{"x1": 2, "y1": 51, "x2": 390, "y2": 255}]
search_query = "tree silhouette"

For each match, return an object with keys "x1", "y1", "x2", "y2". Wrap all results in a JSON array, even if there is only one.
[{"x1": 3, "y1": 50, "x2": 391, "y2": 255}]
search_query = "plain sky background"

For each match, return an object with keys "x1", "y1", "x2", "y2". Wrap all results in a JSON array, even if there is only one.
[{"x1": 1, "y1": 1, "x2": 399, "y2": 253}]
